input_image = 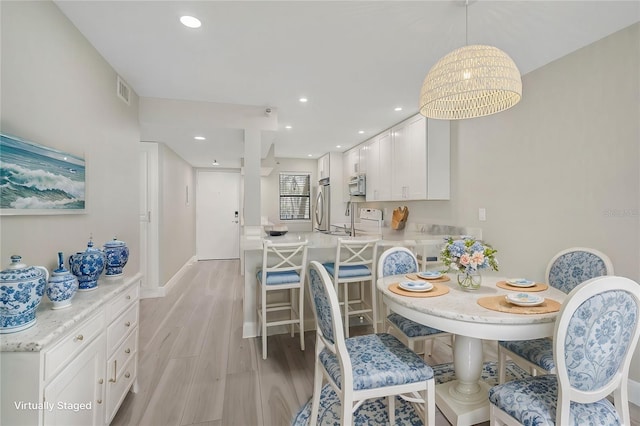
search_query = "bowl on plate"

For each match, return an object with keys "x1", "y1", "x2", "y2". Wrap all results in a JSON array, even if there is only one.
[
  {"x1": 506, "y1": 293, "x2": 544, "y2": 307},
  {"x1": 399, "y1": 280, "x2": 433, "y2": 292},
  {"x1": 264, "y1": 224, "x2": 288, "y2": 236},
  {"x1": 417, "y1": 271, "x2": 443, "y2": 280},
  {"x1": 506, "y1": 278, "x2": 535, "y2": 288}
]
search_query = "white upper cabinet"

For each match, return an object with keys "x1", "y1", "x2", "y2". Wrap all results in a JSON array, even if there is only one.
[
  {"x1": 365, "y1": 130, "x2": 392, "y2": 201},
  {"x1": 361, "y1": 113, "x2": 449, "y2": 201},
  {"x1": 318, "y1": 153, "x2": 330, "y2": 179}
]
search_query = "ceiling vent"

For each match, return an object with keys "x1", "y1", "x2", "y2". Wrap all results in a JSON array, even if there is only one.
[{"x1": 116, "y1": 75, "x2": 131, "y2": 105}]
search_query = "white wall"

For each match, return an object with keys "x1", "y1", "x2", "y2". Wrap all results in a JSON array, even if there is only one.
[
  {"x1": 0, "y1": 1, "x2": 140, "y2": 274},
  {"x1": 159, "y1": 144, "x2": 196, "y2": 284}
]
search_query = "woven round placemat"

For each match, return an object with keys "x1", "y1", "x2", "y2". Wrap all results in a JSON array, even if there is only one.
[
  {"x1": 477, "y1": 295, "x2": 561, "y2": 314},
  {"x1": 496, "y1": 281, "x2": 549, "y2": 292},
  {"x1": 388, "y1": 282, "x2": 450, "y2": 298},
  {"x1": 404, "y1": 273, "x2": 451, "y2": 283}
]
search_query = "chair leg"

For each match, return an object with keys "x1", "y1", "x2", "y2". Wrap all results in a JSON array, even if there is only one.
[
  {"x1": 388, "y1": 395, "x2": 396, "y2": 425},
  {"x1": 309, "y1": 359, "x2": 323, "y2": 426},
  {"x1": 426, "y1": 380, "x2": 435, "y2": 426},
  {"x1": 262, "y1": 290, "x2": 268, "y2": 360},
  {"x1": 341, "y1": 393, "x2": 353, "y2": 426},
  {"x1": 290, "y1": 288, "x2": 295, "y2": 338},
  {"x1": 371, "y1": 279, "x2": 378, "y2": 333},
  {"x1": 299, "y1": 285, "x2": 305, "y2": 351}
]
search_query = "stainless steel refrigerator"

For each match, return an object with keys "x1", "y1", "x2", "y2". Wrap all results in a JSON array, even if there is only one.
[{"x1": 314, "y1": 177, "x2": 330, "y2": 232}]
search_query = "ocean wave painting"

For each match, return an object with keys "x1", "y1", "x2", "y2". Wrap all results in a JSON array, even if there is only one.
[{"x1": 1, "y1": 134, "x2": 85, "y2": 214}]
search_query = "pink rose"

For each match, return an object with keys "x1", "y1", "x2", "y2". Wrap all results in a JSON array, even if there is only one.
[
  {"x1": 471, "y1": 252, "x2": 485, "y2": 267},
  {"x1": 459, "y1": 253, "x2": 471, "y2": 266}
]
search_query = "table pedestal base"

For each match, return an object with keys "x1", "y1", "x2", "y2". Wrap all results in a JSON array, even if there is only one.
[{"x1": 435, "y1": 380, "x2": 492, "y2": 426}]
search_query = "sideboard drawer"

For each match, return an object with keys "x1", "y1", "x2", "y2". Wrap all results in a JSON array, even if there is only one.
[
  {"x1": 107, "y1": 327, "x2": 138, "y2": 381},
  {"x1": 107, "y1": 302, "x2": 138, "y2": 352},
  {"x1": 106, "y1": 283, "x2": 139, "y2": 322},
  {"x1": 44, "y1": 309, "x2": 105, "y2": 381}
]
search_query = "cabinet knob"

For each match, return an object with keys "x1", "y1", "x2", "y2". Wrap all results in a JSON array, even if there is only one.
[
  {"x1": 98, "y1": 378, "x2": 104, "y2": 384},
  {"x1": 97, "y1": 399, "x2": 102, "y2": 404},
  {"x1": 125, "y1": 348, "x2": 131, "y2": 354},
  {"x1": 124, "y1": 372, "x2": 131, "y2": 379},
  {"x1": 125, "y1": 321, "x2": 131, "y2": 327},
  {"x1": 126, "y1": 295, "x2": 131, "y2": 300},
  {"x1": 75, "y1": 334, "x2": 84, "y2": 341}
]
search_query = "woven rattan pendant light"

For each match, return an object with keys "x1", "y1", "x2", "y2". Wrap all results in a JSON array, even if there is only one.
[{"x1": 419, "y1": 1, "x2": 522, "y2": 120}]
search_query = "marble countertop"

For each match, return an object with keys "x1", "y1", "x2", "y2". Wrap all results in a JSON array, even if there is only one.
[
  {"x1": 1, "y1": 273, "x2": 142, "y2": 352},
  {"x1": 241, "y1": 230, "x2": 450, "y2": 252}
]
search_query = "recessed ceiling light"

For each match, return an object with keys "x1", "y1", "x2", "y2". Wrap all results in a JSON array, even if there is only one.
[
  {"x1": 307, "y1": 154, "x2": 313, "y2": 157},
  {"x1": 212, "y1": 159, "x2": 220, "y2": 166},
  {"x1": 394, "y1": 107, "x2": 403, "y2": 111},
  {"x1": 299, "y1": 97, "x2": 308, "y2": 103},
  {"x1": 285, "y1": 125, "x2": 292, "y2": 129},
  {"x1": 358, "y1": 130, "x2": 365, "y2": 134},
  {"x1": 180, "y1": 16, "x2": 201, "y2": 28},
  {"x1": 336, "y1": 145, "x2": 341, "y2": 148},
  {"x1": 194, "y1": 136, "x2": 206, "y2": 140}
]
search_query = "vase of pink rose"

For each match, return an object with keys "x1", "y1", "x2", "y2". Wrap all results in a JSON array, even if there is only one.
[{"x1": 441, "y1": 236, "x2": 498, "y2": 291}]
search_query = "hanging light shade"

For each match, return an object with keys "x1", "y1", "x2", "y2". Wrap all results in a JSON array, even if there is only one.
[{"x1": 419, "y1": 44, "x2": 522, "y2": 120}]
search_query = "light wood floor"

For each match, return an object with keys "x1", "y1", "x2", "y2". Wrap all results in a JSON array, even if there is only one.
[{"x1": 111, "y1": 259, "x2": 640, "y2": 426}]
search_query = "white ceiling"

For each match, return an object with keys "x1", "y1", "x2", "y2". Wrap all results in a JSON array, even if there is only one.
[{"x1": 54, "y1": 1, "x2": 639, "y2": 168}]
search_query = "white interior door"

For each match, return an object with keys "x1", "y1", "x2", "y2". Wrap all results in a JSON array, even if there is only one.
[{"x1": 196, "y1": 170, "x2": 240, "y2": 259}]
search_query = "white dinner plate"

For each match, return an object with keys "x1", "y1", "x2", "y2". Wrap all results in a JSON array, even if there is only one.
[
  {"x1": 506, "y1": 293, "x2": 544, "y2": 307},
  {"x1": 506, "y1": 278, "x2": 536, "y2": 288},
  {"x1": 399, "y1": 280, "x2": 433, "y2": 292},
  {"x1": 417, "y1": 271, "x2": 443, "y2": 280}
]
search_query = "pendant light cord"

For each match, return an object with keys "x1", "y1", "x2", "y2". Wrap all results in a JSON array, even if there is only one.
[{"x1": 465, "y1": 0, "x2": 469, "y2": 46}]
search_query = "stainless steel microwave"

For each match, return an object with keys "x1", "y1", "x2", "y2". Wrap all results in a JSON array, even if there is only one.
[{"x1": 348, "y1": 174, "x2": 366, "y2": 196}]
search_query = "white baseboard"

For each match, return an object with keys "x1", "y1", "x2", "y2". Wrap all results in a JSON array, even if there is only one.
[
  {"x1": 140, "y1": 256, "x2": 197, "y2": 299},
  {"x1": 629, "y1": 378, "x2": 640, "y2": 407}
]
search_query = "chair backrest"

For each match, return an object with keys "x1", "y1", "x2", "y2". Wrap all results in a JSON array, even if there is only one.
[
  {"x1": 261, "y1": 240, "x2": 308, "y2": 283},
  {"x1": 334, "y1": 237, "x2": 379, "y2": 276},
  {"x1": 307, "y1": 261, "x2": 353, "y2": 384},
  {"x1": 553, "y1": 276, "x2": 640, "y2": 425},
  {"x1": 545, "y1": 247, "x2": 614, "y2": 294},
  {"x1": 377, "y1": 246, "x2": 419, "y2": 278}
]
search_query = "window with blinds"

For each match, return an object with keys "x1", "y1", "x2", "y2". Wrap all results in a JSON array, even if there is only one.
[{"x1": 279, "y1": 173, "x2": 311, "y2": 221}]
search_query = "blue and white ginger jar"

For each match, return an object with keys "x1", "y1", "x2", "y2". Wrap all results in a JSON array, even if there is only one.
[
  {"x1": 0, "y1": 255, "x2": 49, "y2": 333},
  {"x1": 103, "y1": 237, "x2": 129, "y2": 277},
  {"x1": 69, "y1": 239, "x2": 105, "y2": 291},
  {"x1": 46, "y1": 252, "x2": 78, "y2": 309}
]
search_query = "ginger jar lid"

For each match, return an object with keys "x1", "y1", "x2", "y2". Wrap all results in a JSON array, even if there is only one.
[
  {"x1": 104, "y1": 237, "x2": 126, "y2": 248},
  {"x1": 0, "y1": 255, "x2": 46, "y2": 282}
]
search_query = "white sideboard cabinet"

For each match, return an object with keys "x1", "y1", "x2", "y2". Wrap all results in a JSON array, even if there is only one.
[{"x1": 1, "y1": 273, "x2": 141, "y2": 426}]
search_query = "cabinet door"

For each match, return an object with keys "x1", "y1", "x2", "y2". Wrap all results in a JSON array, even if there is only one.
[
  {"x1": 318, "y1": 154, "x2": 330, "y2": 179},
  {"x1": 377, "y1": 131, "x2": 392, "y2": 201},
  {"x1": 391, "y1": 118, "x2": 413, "y2": 200},
  {"x1": 43, "y1": 334, "x2": 106, "y2": 426},
  {"x1": 357, "y1": 145, "x2": 367, "y2": 175},
  {"x1": 406, "y1": 115, "x2": 427, "y2": 200},
  {"x1": 364, "y1": 138, "x2": 378, "y2": 201}
]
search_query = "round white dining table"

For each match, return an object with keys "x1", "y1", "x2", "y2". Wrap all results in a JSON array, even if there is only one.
[{"x1": 377, "y1": 273, "x2": 567, "y2": 426}]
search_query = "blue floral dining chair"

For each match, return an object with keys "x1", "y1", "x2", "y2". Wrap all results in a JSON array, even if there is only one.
[
  {"x1": 378, "y1": 247, "x2": 453, "y2": 359},
  {"x1": 497, "y1": 247, "x2": 614, "y2": 383},
  {"x1": 489, "y1": 275, "x2": 640, "y2": 426},
  {"x1": 306, "y1": 260, "x2": 436, "y2": 426}
]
